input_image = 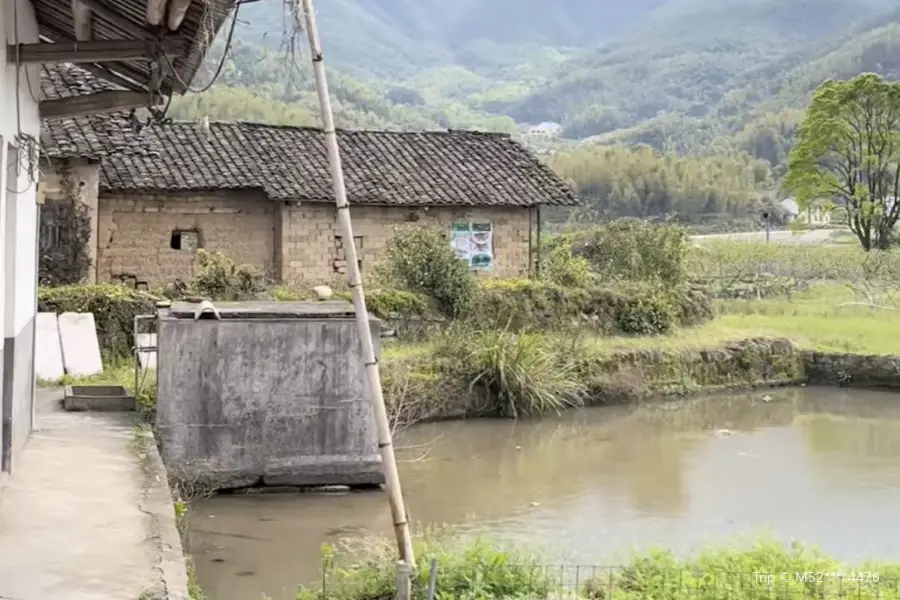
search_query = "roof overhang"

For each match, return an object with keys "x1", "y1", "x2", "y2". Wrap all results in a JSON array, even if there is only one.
[{"x1": 12, "y1": 0, "x2": 239, "y2": 113}]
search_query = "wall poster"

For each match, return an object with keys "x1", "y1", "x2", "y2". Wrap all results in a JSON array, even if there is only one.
[{"x1": 450, "y1": 222, "x2": 494, "y2": 270}]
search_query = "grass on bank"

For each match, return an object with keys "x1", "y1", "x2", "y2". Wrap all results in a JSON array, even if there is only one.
[
  {"x1": 295, "y1": 534, "x2": 900, "y2": 600},
  {"x1": 378, "y1": 282, "x2": 900, "y2": 418},
  {"x1": 49, "y1": 282, "x2": 900, "y2": 426},
  {"x1": 382, "y1": 283, "x2": 900, "y2": 360}
]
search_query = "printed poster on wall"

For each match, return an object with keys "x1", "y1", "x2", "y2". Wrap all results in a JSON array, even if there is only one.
[{"x1": 450, "y1": 222, "x2": 494, "y2": 270}]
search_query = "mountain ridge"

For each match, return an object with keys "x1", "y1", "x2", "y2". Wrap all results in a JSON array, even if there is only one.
[{"x1": 174, "y1": 0, "x2": 900, "y2": 171}]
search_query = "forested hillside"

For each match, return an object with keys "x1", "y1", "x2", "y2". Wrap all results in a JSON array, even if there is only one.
[{"x1": 166, "y1": 0, "x2": 900, "y2": 224}]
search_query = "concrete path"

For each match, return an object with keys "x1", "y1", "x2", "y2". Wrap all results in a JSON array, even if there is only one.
[{"x1": 0, "y1": 389, "x2": 162, "y2": 600}]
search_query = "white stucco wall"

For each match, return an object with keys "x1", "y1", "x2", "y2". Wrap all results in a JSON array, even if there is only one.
[
  {"x1": 0, "y1": 0, "x2": 41, "y2": 471},
  {"x1": 1, "y1": 0, "x2": 41, "y2": 334}
]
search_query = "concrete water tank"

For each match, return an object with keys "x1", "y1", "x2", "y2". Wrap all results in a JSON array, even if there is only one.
[{"x1": 155, "y1": 300, "x2": 384, "y2": 489}]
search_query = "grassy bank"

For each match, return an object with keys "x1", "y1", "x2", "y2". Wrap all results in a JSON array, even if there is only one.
[
  {"x1": 380, "y1": 282, "x2": 900, "y2": 419},
  {"x1": 48, "y1": 283, "x2": 900, "y2": 426},
  {"x1": 382, "y1": 333, "x2": 800, "y2": 422},
  {"x1": 578, "y1": 283, "x2": 900, "y2": 356},
  {"x1": 296, "y1": 534, "x2": 900, "y2": 600}
]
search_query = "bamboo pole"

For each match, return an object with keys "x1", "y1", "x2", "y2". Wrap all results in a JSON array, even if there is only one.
[{"x1": 298, "y1": 0, "x2": 416, "y2": 566}]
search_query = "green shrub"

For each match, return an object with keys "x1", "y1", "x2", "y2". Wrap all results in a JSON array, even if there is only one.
[
  {"x1": 433, "y1": 327, "x2": 587, "y2": 418},
  {"x1": 566, "y1": 219, "x2": 689, "y2": 284},
  {"x1": 363, "y1": 288, "x2": 430, "y2": 320},
  {"x1": 474, "y1": 278, "x2": 590, "y2": 330},
  {"x1": 188, "y1": 249, "x2": 265, "y2": 301},
  {"x1": 541, "y1": 237, "x2": 594, "y2": 287},
  {"x1": 379, "y1": 226, "x2": 477, "y2": 318},
  {"x1": 474, "y1": 279, "x2": 714, "y2": 335},
  {"x1": 38, "y1": 284, "x2": 157, "y2": 359},
  {"x1": 612, "y1": 284, "x2": 678, "y2": 335},
  {"x1": 671, "y1": 284, "x2": 716, "y2": 327}
]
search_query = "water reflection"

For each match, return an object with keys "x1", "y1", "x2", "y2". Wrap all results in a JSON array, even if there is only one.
[{"x1": 190, "y1": 387, "x2": 900, "y2": 600}]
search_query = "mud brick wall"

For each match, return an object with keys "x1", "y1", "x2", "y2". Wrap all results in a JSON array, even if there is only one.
[
  {"x1": 92, "y1": 192, "x2": 532, "y2": 286},
  {"x1": 278, "y1": 203, "x2": 533, "y2": 284},
  {"x1": 96, "y1": 191, "x2": 277, "y2": 286}
]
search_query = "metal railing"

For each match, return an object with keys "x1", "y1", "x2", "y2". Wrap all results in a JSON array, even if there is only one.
[{"x1": 309, "y1": 561, "x2": 900, "y2": 600}]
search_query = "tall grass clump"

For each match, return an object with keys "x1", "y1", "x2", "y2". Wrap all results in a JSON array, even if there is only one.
[
  {"x1": 434, "y1": 327, "x2": 587, "y2": 418},
  {"x1": 295, "y1": 533, "x2": 559, "y2": 600},
  {"x1": 379, "y1": 226, "x2": 478, "y2": 318}
]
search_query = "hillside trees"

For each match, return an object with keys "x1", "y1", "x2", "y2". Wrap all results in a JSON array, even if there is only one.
[
  {"x1": 785, "y1": 74, "x2": 900, "y2": 250},
  {"x1": 550, "y1": 146, "x2": 773, "y2": 222}
]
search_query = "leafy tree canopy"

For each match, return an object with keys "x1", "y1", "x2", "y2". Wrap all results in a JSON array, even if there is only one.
[{"x1": 785, "y1": 74, "x2": 900, "y2": 250}]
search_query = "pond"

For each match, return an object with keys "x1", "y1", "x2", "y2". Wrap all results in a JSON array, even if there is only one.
[{"x1": 188, "y1": 387, "x2": 900, "y2": 600}]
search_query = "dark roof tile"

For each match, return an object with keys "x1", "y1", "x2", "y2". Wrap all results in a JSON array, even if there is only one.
[
  {"x1": 41, "y1": 63, "x2": 162, "y2": 161},
  {"x1": 41, "y1": 65, "x2": 576, "y2": 208}
]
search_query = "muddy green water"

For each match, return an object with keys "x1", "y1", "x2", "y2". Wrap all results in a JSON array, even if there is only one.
[{"x1": 188, "y1": 387, "x2": 900, "y2": 600}]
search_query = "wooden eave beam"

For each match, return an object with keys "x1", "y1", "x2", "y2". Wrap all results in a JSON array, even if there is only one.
[
  {"x1": 7, "y1": 39, "x2": 182, "y2": 64},
  {"x1": 39, "y1": 90, "x2": 162, "y2": 119}
]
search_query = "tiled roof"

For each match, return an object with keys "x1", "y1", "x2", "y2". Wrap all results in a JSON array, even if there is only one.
[
  {"x1": 41, "y1": 65, "x2": 576, "y2": 208},
  {"x1": 41, "y1": 64, "x2": 162, "y2": 161}
]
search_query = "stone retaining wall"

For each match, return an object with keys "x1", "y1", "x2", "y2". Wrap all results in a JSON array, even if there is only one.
[
  {"x1": 135, "y1": 430, "x2": 192, "y2": 600},
  {"x1": 582, "y1": 337, "x2": 804, "y2": 404},
  {"x1": 803, "y1": 351, "x2": 900, "y2": 390}
]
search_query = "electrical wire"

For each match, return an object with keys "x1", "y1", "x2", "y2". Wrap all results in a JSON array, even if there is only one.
[
  {"x1": 163, "y1": 0, "x2": 241, "y2": 95},
  {"x1": 9, "y1": 0, "x2": 38, "y2": 194}
]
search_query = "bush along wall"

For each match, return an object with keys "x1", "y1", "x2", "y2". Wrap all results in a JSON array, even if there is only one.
[
  {"x1": 563, "y1": 219, "x2": 689, "y2": 285},
  {"x1": 473, "y1": 279, "x2": 714, "y2": 334},
  {"x1": 38, "y1": 284, "x2": 158, "y2": 359}
]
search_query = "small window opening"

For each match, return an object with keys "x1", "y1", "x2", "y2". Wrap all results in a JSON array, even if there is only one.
[
  {"x1": 334, "y1": 235, "x2": 364, "y2": 274},
  {"x1": 170, "y1": 229, "x2": 200, "y2": 251}
]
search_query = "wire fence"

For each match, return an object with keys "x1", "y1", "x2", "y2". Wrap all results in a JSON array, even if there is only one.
[{"x1": 312, "y1": 561, "x2": 900, "y2": 599}]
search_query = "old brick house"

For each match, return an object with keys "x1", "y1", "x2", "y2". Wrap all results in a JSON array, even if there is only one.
[{"x1": 41, "y1": 67, "x2": 576, "y2": 287}]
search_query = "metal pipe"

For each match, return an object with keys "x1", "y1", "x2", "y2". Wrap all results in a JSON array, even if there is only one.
[
  {"x1": 299, "y1": 0, "x2": 415, "y2": 566},
  {"x1": 426, "y1": 558, "x2": 439, "y2": 600},
  {"x1": 30, "y1": 202, "x2": 40, "y2": 431}
]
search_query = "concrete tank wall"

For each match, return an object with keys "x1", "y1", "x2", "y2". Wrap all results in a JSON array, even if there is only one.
[{"x1": 155, "y1": 302, "x2": 384, "y2": 488}]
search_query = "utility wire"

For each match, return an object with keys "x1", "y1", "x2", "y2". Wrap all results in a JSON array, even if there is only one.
[{"x1": 164, "y1": 0, "x2": 242, "y2": 94}]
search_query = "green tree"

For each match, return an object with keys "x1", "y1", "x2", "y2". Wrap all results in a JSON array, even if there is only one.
[
  {"x1": 549, "y1": 145, "x2": 773, "y2": 223},
  {"x1": 785, "y1": 73, "x2": 900, "y2": 250}
]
